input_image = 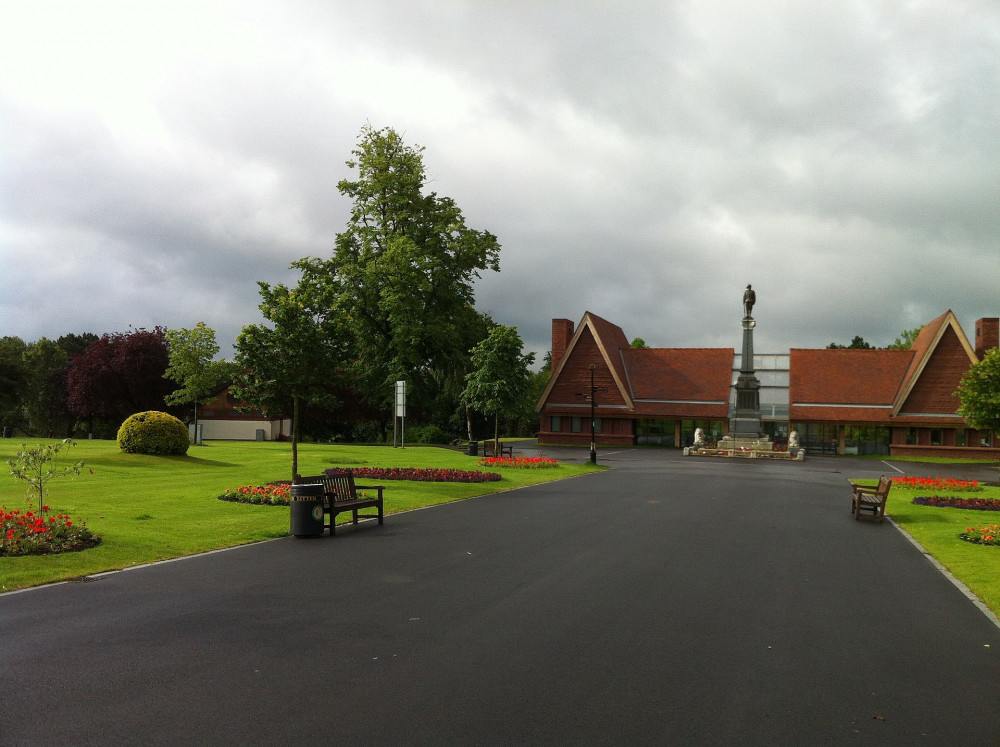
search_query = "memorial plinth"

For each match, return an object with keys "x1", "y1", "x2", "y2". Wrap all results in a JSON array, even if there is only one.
[{"x1": 717, "y1": 314, "x2": 773, "y2": 451}]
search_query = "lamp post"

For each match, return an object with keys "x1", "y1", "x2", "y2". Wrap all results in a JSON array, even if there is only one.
[
  {"x1": 589, "y1": 364, "x2": 597, "y2": 464},
  {"x1": 576, "y1": 364, "x2": 606, "y2": 465}
]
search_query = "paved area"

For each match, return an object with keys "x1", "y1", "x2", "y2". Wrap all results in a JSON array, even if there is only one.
[{"x1": 2, "y1": 450, "x2": 999, "y2": 744}]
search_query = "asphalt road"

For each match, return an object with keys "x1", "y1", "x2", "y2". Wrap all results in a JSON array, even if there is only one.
[{"x1": 2, "y1": 450, "x2": 999, "y2": 745}]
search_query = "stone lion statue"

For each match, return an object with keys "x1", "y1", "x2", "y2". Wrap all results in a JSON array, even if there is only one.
[{"x1": 693, "y1": 428, "x2": 705, "y2": 447}]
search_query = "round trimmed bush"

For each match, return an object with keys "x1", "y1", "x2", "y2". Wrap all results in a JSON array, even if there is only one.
[{"x1": 117, "y1": 411, "x2": 190, "y2": 455}]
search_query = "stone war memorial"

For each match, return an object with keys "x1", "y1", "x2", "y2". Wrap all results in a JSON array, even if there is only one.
[{"x1": 707, "y1": 284, "x2": 800, "y2": 459}]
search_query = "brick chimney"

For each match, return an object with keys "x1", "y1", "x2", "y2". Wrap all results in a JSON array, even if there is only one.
[
  {"x1": 551, "y1": 319, "x2": 575, "y2": 370},
  {"x1": 975, "y1": 318, "x2": 999, "y2": 360}
]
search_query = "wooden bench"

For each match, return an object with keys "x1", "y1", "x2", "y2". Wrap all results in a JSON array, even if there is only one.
[
  {"x1": 482, "y1": 441, "x2": 513, "y2": 458},
  {"x1": 850, "y1": 475, "x2": 891, "y2": 521},
  {"x1": 297, "y1": 472, "x2": 384, "y2": 536}
]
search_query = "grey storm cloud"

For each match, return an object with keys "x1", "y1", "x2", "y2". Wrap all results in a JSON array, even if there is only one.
[{"x1": 2, "y1": 0, "x2": 998, "y2": 365}]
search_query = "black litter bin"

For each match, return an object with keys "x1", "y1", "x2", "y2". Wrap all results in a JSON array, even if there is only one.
[
  {"x1": 468, "y1": 440, "x2": 478, "y2": 456},
  {"x1": 290, "y1": 483, "x2": 326, "y2": 538}
]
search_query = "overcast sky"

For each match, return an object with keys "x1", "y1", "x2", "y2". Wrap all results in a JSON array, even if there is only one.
[{"x1": 2, "y1": 1, "x2": 998, "y2": 367}]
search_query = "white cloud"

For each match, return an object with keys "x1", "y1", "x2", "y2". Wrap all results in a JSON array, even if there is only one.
[{"x1": 2, "y1": 0, "x2": 999, "y2": 366}]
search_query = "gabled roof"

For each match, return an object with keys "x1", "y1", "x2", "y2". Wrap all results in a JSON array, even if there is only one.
[
  {"x1": 788, "y1": 310, "x2": 977, "y2": 423},
  {"x1": 623, "y1": 347, "x2": 733, "y2": 417},
  {"x1": 892, "y1": 310, "x2": 977, "y2": 417},
  {"x1": 538, "y1": 312, "x2": 733, "y2": 419},
  {"x1": 789, "y1": 348, "x2": 913, "y2": 423},
  {"x1": 536, "y1": 311, "x2": 633, "y2": 410}
]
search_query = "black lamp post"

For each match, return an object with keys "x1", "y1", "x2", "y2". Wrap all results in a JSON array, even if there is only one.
[{"x1": 588, "y1": 364, "x2": 597, "y2": 464}]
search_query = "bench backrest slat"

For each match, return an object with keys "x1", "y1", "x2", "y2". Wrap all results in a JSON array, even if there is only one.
[
  {"x1": 297, "y1": 472, "x2": 361, "y2": 502},
  {"x1": 321, "y1": 472, "x2": 357, "y2": 502}
]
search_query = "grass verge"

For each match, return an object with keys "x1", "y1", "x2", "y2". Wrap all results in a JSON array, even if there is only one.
[
  {"x1": 858, "y1": 478, "x2": 1000, "y2": 618},
  {"x1": 1, "y1": 440, "x2": 601, "y2": 592}
]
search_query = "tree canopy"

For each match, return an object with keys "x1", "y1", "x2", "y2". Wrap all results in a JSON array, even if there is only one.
[
  {"x1": 462, "y1": 325, "x2": 535, "y2": 451},
  {"x1": 954, "y1": 347, "x2": 1000, "y2": 435},
  {"x1": 165, "y1": 323, "x2": 235, "y2": 435},
  {"x1": 232, "y1": 274, "x2": 348, "y2": 479},
  {"x1": 827, "y1": 335, "x2": 874, "y2": 349},
  {"x1": 298, "y1": 125, "x2": 501, "y2": 413},
  {"x1": 66, "y1": 328, "x2": 173, "y2": 427},
  {"x1": 887, "y1": 327, "x2": 922, "y2": 350}
]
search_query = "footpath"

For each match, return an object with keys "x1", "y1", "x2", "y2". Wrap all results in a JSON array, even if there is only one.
[{"x1": 2, "y1": 450, "x2": 998, "y2": 744}]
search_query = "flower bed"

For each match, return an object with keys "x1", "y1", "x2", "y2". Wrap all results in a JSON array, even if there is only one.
[
  {"x1": 325, "y1": 467, "x2": 501, "y2": 483},
  {"x1": 477, "y1": 456, "x2": 559, "y2": 469},
  {"x1": 219, "y1": 484, "x2": 292, "y2": 505},
  {"x1": 960, "y1": 523, "x2": 1000, "y2": 546},
  {"x1": 892, "y1": 476, "x2": 981, "y2": 492},
  {"x1": 1, "y1": 506, "x2": 102, "y2": 556},
  {"x1": 219, "y1": 467, "x2": 505, "y2": 507},
  {"x1": 911, "y1": 495, "x2": 1000, "y2": 511}
]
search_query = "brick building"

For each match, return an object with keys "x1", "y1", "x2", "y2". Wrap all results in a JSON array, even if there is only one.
[{"x1": 536, "y1": 310, "x2": 999, "y2": 459}]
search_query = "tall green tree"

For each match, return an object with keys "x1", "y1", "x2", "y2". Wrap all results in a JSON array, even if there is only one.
[
  {"x1": 21, "y1": 338, "x2": 68, "y2": 437},
  {"x1": 0, "y1": 336, "x2": 28, "y2": 432},
  {"x1": 955, "y1": 347, "x2": 1000, "y2": 437},
  {"x1": 462, "y1": 325, "x2": 535, "y2": 454},
  {"x1": 164, "y1": 323, "x2": 235, "y2": 438},
  {"x1": 232, "y1": 274, "x2": 348, "y2": 480},
  {"x1": 298, "y1": 125, "x2": 501, "y2": 418}
]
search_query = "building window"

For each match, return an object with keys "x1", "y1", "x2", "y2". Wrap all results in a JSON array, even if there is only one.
[
  {"x1": 956, "y1": 429, "x2": 967, "y2": 447},
  {"x1": 636, "y1": 419, "x2": 676, "y2": 447},
  {"x1": 594, "y1": 418, "x2": 601, "y2": 434},
  {"x1": 931, "y1": 429, "x2": 942, "y2": 446},
  {"x1": 906, "y1": 428, "x2": 917, "y2": 445},
  {"x1": 982, "y1": 432, "x2": 994, "y2": 448},
  {"x1": 571, "y1": 417, "x2": 582, "y2": 433},
  {"x1": 551, "y1": 416, "x2": 561, "y2": 432}
]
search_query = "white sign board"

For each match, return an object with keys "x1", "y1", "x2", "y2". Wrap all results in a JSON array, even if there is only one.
[{"x1": 395, "y1": 380, "x2": 406, "y2": 417}]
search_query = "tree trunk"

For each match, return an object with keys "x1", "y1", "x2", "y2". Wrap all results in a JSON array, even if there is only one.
[{"x1": 465, "y1": 401, "x2": 474, "y2": 443}]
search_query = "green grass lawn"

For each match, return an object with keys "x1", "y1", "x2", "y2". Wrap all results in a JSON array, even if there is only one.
[
  {"x1": 860, "y1": 478, "x2": 1000, "y2": 618},
  {"x1": 1, "y1": 439, "x2": 600, "y2": 592}
]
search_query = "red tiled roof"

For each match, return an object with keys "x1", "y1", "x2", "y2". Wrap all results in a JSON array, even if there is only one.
[
  {"x1": 789, "y1": 348, "x2": 913, "y2": 412},
  {"x1": 624, "y1": 348, "x2": 734, "y2": 403}
]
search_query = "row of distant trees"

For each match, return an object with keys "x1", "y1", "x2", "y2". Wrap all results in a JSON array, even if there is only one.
[
  {"x1": 0, "y1": 327, "x2": 234, "y2": 440},
  {"x1": 826, "y1": 328, "x2": 922, "y2": 350},
  {"x1": 2, "y1": 126, "x2": 549, "y2": 448},
  {"x1": 0, "y1": 319, "x2": 548, "y2": 446}
]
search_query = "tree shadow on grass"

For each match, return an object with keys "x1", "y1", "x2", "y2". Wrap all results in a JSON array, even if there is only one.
[{"x1": 164, "y1": 454, "x2": 241, "y2": 468}]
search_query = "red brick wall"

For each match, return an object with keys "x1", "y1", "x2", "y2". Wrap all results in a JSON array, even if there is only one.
[
  {"x1": 899, "y1": 327, "x2": 970, "y2": 414},
  {"x1": 975, "y1": 318, "x2": 999, "y2": 360},
  {"x1": 545, "y1": 327, "x2": 628, "y2": 409},
  {"x1": 537, "y1": 415, "x2": 636, "y2": 446},
  {"x1": 551, "y1": 319, "x2": 574, "y2": 370},
  {"x1": 891, "y1": 444, "x2": 1000, "y2": 459}
]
